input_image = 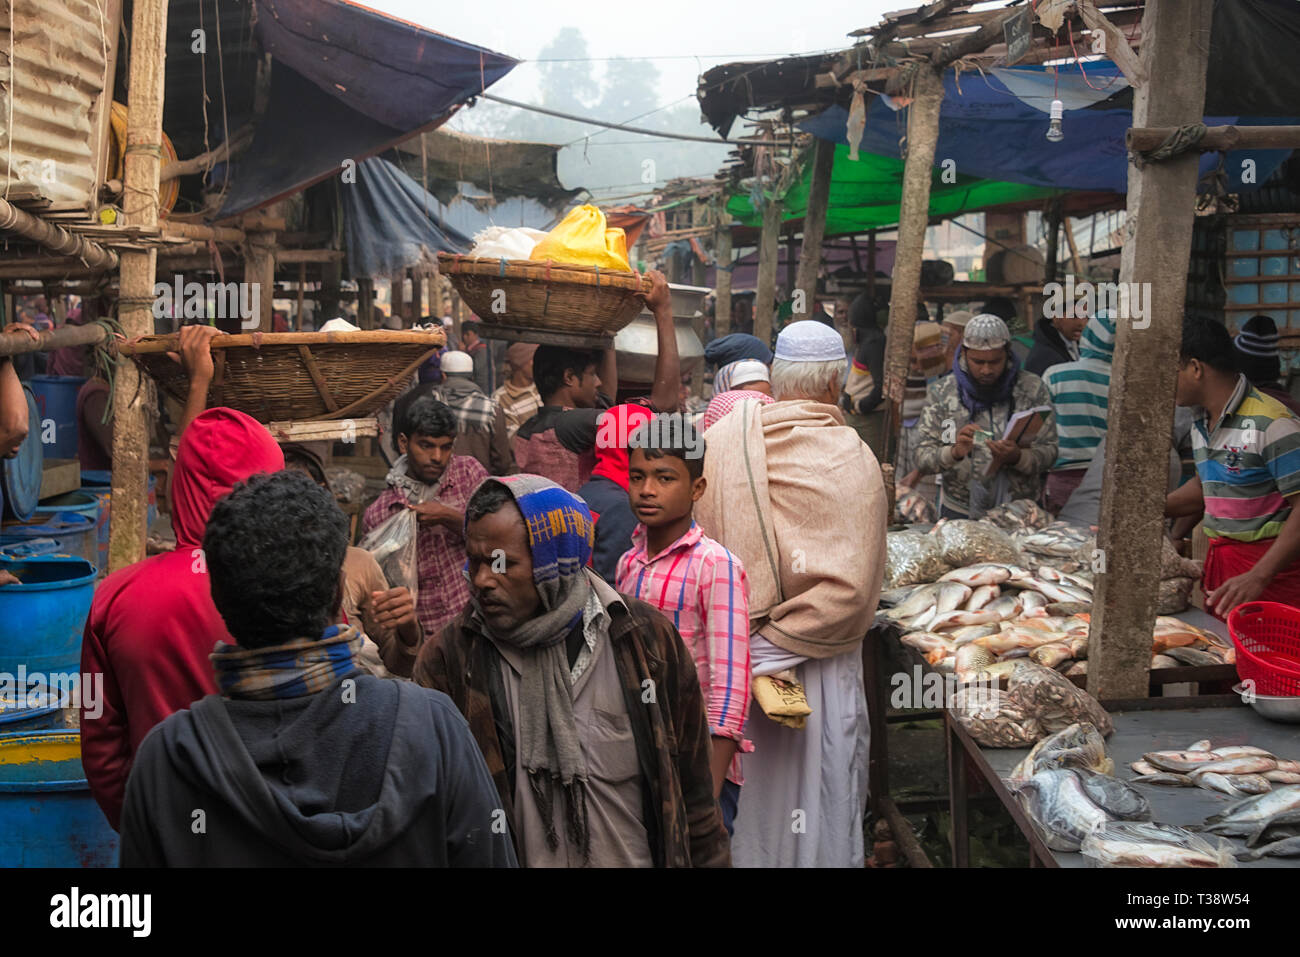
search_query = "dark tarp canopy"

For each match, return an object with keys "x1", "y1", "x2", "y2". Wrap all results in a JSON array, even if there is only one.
[
  {"x1": 341, "y1": 157, "x2": 471, "y2": 278},
  {"x1": 212, "y1": 0, "x2": 516, "y2": 218}
]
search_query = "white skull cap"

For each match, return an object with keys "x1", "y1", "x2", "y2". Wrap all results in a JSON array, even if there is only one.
[
  {"x1": 962, "y1": 313, "x2": 1011, "y2": 350},
  {"x1": 773, "y1": 320, "x2": 846, "y2": 362}
]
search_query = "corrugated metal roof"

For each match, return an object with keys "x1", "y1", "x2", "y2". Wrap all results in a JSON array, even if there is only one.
[{"x1": 0, "y1": 0, "x2": 110, "y2": 211}]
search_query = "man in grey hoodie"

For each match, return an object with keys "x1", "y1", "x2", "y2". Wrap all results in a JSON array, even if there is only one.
[{"x1": 119, "y1": 471, "x2": 516, "y2": 867}]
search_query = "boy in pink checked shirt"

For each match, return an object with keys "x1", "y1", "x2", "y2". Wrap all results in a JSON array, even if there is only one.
[{"x1": 614, "y1": 416, "x2": 752, "y2": 836}]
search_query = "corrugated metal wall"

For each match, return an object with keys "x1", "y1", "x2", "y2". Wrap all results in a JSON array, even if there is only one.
[{"x1": 0, "y1": 0, "x2": 110, "y2": 211}]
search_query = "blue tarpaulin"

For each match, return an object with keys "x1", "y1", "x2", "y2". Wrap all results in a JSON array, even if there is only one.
[
  {"x1": 342, "y1": 158, "x2": 471, "y2": 278},
  {"x1": 799, "y1": 64, "x2": 1296, "y2": 195},
  {"x1": 215, "y1": 0, "x2": 516, "y2": 218}
]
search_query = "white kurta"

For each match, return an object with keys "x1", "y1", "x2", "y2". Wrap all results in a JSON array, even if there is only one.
[{"x1": 730, "y1": 634, "x2": 870, "y2": 868}]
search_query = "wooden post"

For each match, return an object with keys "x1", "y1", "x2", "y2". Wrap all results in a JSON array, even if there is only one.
[
  {"x1": 882, "y1": 67, "x2": 944, "y2": 463},
  {"x1": 714, "y1": 224, "x2": 732, "y2": 336},
  {"x1": 391, "y1": 272, "x2": 406, "y2": 326},
  {"x1": 246, "y1": 232, "x2": 276, "y2": 332},
  {"x1": 357, "y1": 278, "x2": 374, "y2": 329},
  {"x1": 1044, "y1": 198, "x2": 1062, "y2": 284},
  {"x1": 754, "y1": 198, "x2": 783, "y2": 347},
  {"x1": 295, "y1": 263, "x2": 305, "y2": 331},
  {"x1": 409, "y1": 267, "x2": 422, "y2": 327},
  {"x1": 108, "y1": 0, "x2": 167, "y2": 573},
  {"x1": 795, "y1": 137, "x2": 835, "y2": 320},
  {"x1": 1063, "y1": 216, "x2": 1084, "y2": 278},
  {"x1": 1088, "y1": 0, "x2": 1214, "y2": 701}
]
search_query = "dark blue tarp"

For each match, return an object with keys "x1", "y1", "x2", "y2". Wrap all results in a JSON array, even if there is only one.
[
  {"x1": 342, "y1": 158, "x2": 471, "y2": 278},
  {"x1": 214, "y1": 0, "x2": 516, "y2": 218},
  {"x1": 799, "y1": 64, "x2": 1296, "y2": 195}
]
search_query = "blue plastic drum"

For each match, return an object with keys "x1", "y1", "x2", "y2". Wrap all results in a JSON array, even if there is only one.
[{"x1": 1, "y1": 386, "x2": 42, "y2": 521}]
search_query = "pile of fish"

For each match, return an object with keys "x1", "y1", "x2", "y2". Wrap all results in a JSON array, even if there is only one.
[
  {"x1": 1010, "y1": 726, "x2": 1153, "y2": 851},
  {"x1": 884, "y1": 503, "x2": 1204, "y2": 615},
  {"x1": 885, "y1": 561, "x2": 1232, "y2": 677},
  {"x1": 1130, "y1": 740, "x2": 1300, "y2": 798},
  {"x1": 1201, "y1": 787, "x2": 1300, "y2": 858},
  {"x1": 1081, "y1": 822, "x2": 1238, "y2": 868}
]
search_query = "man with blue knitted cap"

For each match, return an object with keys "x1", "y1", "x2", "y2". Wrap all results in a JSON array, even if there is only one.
[
  {"x1": 414, "y1": 473, "x2": 729, "y2": 868},
  {"x1": 696, "y1": 320, "x2": 887, "y2": 867},
  {"x1": 915, "y1": 313, "x2": 1058, "y2": 518}
]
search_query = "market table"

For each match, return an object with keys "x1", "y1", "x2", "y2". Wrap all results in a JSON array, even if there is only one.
[{"x1": 945, "y1": 699, "x2": 1300, "y2": 868}]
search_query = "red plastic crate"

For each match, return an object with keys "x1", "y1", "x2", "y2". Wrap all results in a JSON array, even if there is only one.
[{"x1": 1228, "y1": 601, "x2": 1300, "y2": 697}]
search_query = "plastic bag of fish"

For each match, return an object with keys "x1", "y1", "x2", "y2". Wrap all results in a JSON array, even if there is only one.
[
  {"x1": 1014, "y1": 521, "x2": 1095, "y2": 564},
  {"x1": 893, "y1": 484, "x2": 935, "y2": 525},
  {"x1": 1081, "y1": 822, "x2": 1237, "y2": 868},
  {"x1": 951, "y1": 660, "x2": 1113, "y2": 748},
  {"x1": 1010, "y1": 722, "x2": 1115, "y2": 783},
  {"x1": 884, "y1": 531, "x2": 952, "y2": 588},
  {"x1": 930, "y1": 519, "x2": 1024, "y2": 568},
  {"x1": 1012, "y1": 767, "x2": 1151, "y2": 852}
]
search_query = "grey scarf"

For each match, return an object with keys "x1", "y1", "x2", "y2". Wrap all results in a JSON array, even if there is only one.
[
  {"x1": 468, "y1": 475, "x2": 597, "y2": 859},
  {"x1": 385, "y1": 453, "x2": 442, "y2": 504}
]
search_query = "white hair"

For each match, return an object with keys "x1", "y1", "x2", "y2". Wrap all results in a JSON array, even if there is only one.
[{"x1": 771, "y1": 357, "x2": 844, "y2": 401}]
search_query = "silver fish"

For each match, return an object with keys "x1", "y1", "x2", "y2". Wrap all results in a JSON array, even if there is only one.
[
  {"x1": 1187, "y1": 739, "x2": 1214, "y2": 752},
  {"x1": 984, "y1": 594, "x2": 1025, "y2": 621},
  {"x1": 1236, "y1": 836, "x2": 1300, "y2": 861},
  {"x1": 1021, "y1": 578, "x2": 1082, "y2": 604},
  {"x1": 880, "y1": 585, "x2": 922, "y2": 606},
  {"x1": 965, "y1": 584, "x2": 1000, "y2": 611},
  {"x1": 1144, "y1": 750, "x2": 1225, "y2": 773},
  {"x1": 884, "y1": 583, "x2": 941, "y2": 620},
  {"x1": 1132, "y1": 772, "x2": 1195, "y2": 787},
  {"x1": 955, "y1": 644, "x2": 996, "y2": 678},
  {"x1": 1204, "y1": 786, "x2": 1300, "y2": 845},
  {"x1": 1083, "y1": 822, "x2": 1234, "y2": 868},
  {"x1": 1264, "y1": 770, "x2": 1300, "y2": 785},
  {"x1": 900, "y1": 632, "x2": 957, "y2": 656},
  {"x1": 1019, "y1": 591, "x2": 1049, "y2": 612},
  {"x1": 1014, "y1": 769, "x2": 1112, "y2": 852},
  {"x1": 928, "y1": 608, "x2": 1004, "y2": 631},
  {"x1": 949, "y1": 623, "x2": 1000, "y2": 646},
  {"x1": 1194, "y1": 772, "x2": 1245, "y2": 797},
  {"x1": 1076, "y1": 769, "x2": 1151, "y2": 821},
  {"x1": 1190, "y1": 756, "x2": 1278, "y2": 775},
  {"x1": 1164, "y1": 646, "x2": 1225, "y2": 667},
  {"x1": 1029, "y1": 642, "x2": 1073, "y2": 669},
  {"x1": 1151, "y1": 654, "x2": 1180, "y2": 669},
  {"x1": 940, "y1": 563, "x2": 1013, "y2": 587},
  {"x1": 1225, "y1": 773, "x2": 1273, "y2": 796},
  {"x1": 900, "y1": 607, "x2": 938, "y2": 631},
  {"x1": 1212, "y1": 746, "x2": 1276, "y2": 759},
  {"x1": 1130, "y1": 760, "x2": 1159, "y2": 776},
  {"x1": 935, "y1": 581, "x2": 974, "y2": 614}
]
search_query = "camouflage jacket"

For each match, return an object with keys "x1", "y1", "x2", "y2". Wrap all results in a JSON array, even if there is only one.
[
  {"x1": 913, "y1": 370, "x2": 1058, "y2": 514},
  {"x1": 414, "y1": 594, "x2": 731, "y2": 868}
]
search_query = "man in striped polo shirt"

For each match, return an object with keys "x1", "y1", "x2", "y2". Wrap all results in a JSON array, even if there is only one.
[
  {"x1": 1042, "y1": 312, "x2": 1116, "y2": 513},
  {"x1": 1165, "y1": 317, "x2": 1300, "y2": 618}
]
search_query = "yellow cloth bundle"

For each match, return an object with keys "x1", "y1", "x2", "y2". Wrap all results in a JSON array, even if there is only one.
[{"x1": 530, "y1": 204, "x2": 630, "y2": 271}]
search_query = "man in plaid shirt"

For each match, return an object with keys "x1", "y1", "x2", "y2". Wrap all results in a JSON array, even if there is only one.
[
  {"x1": 363, "y1": 397, "x2": 488, "y2": 638},
  {"x1": 615, "y1": 416, "x2": 751, "y2": 835}
]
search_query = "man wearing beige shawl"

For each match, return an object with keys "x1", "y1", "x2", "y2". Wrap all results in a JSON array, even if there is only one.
[{"x1": 697, "y1": 320, "x2": 887, "y2": 868}]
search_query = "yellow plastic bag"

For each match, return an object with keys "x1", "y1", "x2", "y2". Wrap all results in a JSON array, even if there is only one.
[{"x1": 529, "y1": 204, "x2": 630, "y2": 270}]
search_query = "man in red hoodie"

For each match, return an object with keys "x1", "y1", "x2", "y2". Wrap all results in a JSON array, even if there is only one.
[
  {"x1": 578, "y1": 404, "x2": 654, "y2": 583},
  {"x1": 80, "y1": 393, "x2": 284, "y2": 830}
]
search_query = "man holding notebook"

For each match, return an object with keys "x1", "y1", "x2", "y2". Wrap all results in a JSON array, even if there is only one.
[{"x1": 915, "y1": 313, "x2": 1058, "y2": 518}]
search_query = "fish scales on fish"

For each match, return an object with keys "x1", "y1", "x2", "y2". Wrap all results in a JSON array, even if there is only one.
[
  {"x1": 1013, "y1": 768, "x2": 1113, "y2": 852},
  {"x1": 1203, "y1": 786, "x2": 1300, "y2": 845},
  {"x1": 1082, "y1": 822, "x2": 1236, "y2": 868}
]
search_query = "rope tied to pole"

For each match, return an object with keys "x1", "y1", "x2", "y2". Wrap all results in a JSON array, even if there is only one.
[{"x1": 1131, "y1": 122, "x2": 1207, "y2": 168}]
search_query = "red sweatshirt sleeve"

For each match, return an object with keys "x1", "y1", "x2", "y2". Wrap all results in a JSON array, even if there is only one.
[{"x1": 79, "y1": 602, "x2": 132, "y2": 831}]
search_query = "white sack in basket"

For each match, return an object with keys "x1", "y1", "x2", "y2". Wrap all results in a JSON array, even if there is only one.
[{"x1": 469, "y1": 226, "x2": 549, "y2": 260}]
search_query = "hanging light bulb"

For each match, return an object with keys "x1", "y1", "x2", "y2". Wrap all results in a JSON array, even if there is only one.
[{"x1": 1046, "y1": 99, "x2": 1065, "y2": 142}]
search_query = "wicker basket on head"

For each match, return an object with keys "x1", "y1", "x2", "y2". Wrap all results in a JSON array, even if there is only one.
[
  {"x1": 438, "y1": 253, "x2": 652, "y2": 339},
  {"x1": 117, "y1": 330, "x2": 445, "y2": 423}
]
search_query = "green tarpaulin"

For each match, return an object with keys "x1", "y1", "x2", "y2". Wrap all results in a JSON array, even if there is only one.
[{"x1": 726, "y1": 144, "x2": 1058, "y2": 235}]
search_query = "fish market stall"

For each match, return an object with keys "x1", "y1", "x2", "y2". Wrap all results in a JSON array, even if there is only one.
[{"x1": 946, "y1": 700, "x2": 1300, "y2": 868}]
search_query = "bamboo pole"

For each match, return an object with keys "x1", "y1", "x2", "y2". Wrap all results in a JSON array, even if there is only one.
[
  {"x1": 0, "y1": 321, "x2": 108, "y2": 357},
  {"x1": 881, "y1": 67, "x2": 944, "y2": 465},
  {"x1": 109, "y1": 0, "x2": 168, "y2": 572},
  {"x1": 1128, "y1": 124, "x2": 1300, "y2": 153},
  {"x1": 794, "y1": 136, "x2": 835, "y2": 320},
  {"x1": 1089, "y1": 0, "x2": 1214, "y2": 701},
  {"x1": 754, "y1": 198, "x2": 783, "y2": 347},
  {"x1": 714, "y1": 224, "x2": 732, "y2": 336}
]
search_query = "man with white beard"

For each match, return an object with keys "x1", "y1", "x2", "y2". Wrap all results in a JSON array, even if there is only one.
[{"x1": 696, "y1": 320, "x2": 887, "y2": 867}]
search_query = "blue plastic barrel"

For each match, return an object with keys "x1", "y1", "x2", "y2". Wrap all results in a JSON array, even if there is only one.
[
  {"x1": 28, "y1": 375, "x2": 85, "y2": 460},
  {"x1": 0, "y1": 555, "x2": 96, "y2": 675},
  {"x1": 80, "y1": 471, "x2": 157, "y2": 571},
  {"x1": 0, "y1": 731, "x2": 119, "y2": 867},
  {"x1": 1, "y1": 511, "x2": 97, "y2": 566},
  {"x1": 32, "y1": 492, "x2": 100, "y2": 574},
  {"x1": 1, "y1": 387, "x2": 42, "y2": 521}
]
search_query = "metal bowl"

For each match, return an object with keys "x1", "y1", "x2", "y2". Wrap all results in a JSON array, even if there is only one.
[{"x1": 1233, "y1": 682, "x2": 1300, "y2": 723}]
